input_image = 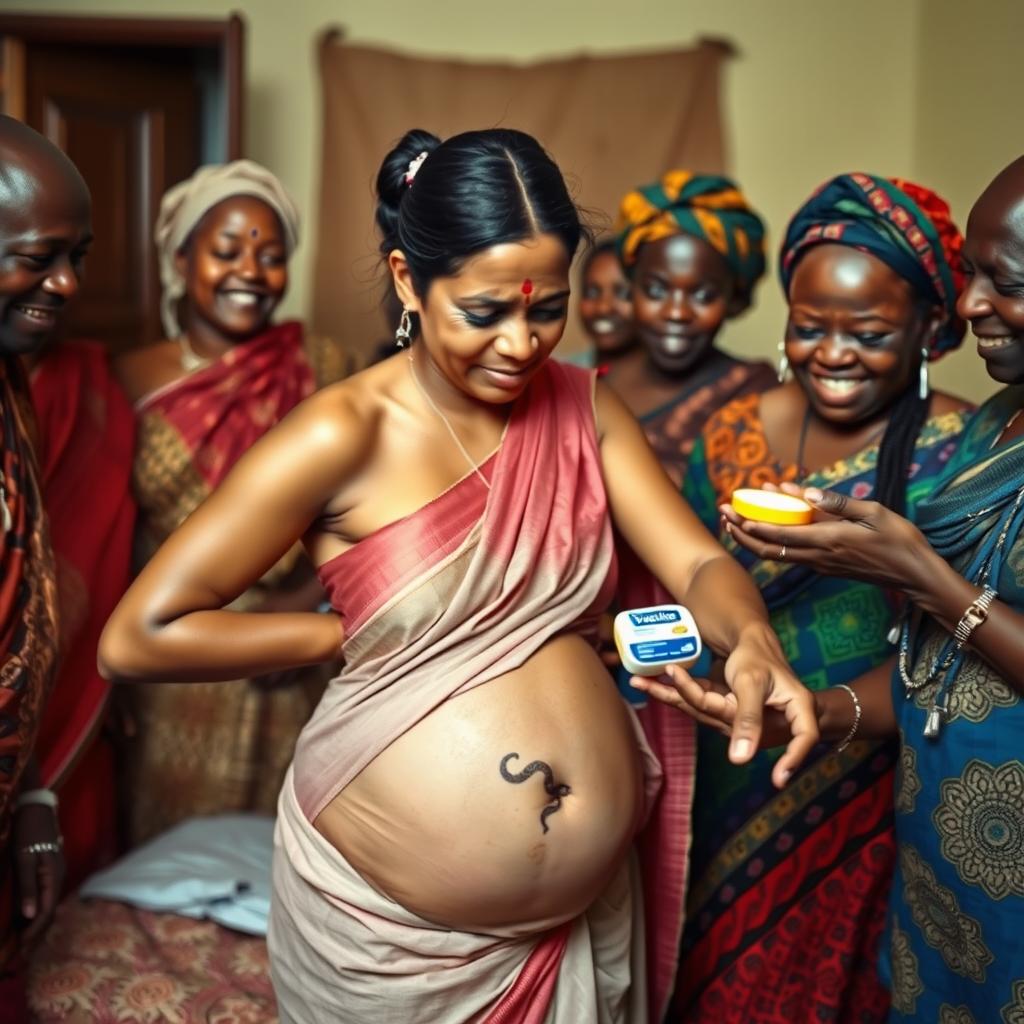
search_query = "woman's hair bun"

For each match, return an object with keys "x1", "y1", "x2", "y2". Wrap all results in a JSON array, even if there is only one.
[
  {"x1": 375, "y1": 126, "x2": 586, "y2": 299},
  {"x1": 375, "y1": 129, "x2": 442, "y2": 252}
]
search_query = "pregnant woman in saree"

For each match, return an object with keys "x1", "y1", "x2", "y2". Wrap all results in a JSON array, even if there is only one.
[{"x1": 100, "y1": 127, "x2": 816, "y2": 1024}]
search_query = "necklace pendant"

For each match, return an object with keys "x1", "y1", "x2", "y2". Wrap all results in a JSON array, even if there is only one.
[{"x1": 923, "y1": 703, "x2": 945, "y2": 739}]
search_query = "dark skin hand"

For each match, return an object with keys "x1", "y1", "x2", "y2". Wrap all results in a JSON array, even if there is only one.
[
  {"x1": 717, "y1": 161, "x2": 1024, "y2": 732},
  {"x1": 101, "y1": 234, "x2": 818, "y2": 788},
  {"x1": 642, "y1": 656, "x2": 899, "y2": 753},
  {"x1": 13, "y1": 758, "x2": 65, "y2": 945},
  {"x1": 634, "y1": 242, "x2": 971, "y2": 747}
]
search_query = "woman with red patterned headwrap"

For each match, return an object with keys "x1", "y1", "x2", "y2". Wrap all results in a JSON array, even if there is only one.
[{"x1": 655, "y1": 175, "x2": 973, "y2": 1023}]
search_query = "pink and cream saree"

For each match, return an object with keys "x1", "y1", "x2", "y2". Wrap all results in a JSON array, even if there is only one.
[{"x1": 271, "y1": 361, "x2": 693, "y2": 1022}]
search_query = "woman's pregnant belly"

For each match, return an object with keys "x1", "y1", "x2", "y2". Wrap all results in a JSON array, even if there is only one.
[{"x1": 314, "y1": 634, "x2": 645, "y2": 933}]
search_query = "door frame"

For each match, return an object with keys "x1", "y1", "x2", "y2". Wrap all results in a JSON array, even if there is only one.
[{"x1": 0, "y1": 12, "x2": 244, "y2": 157}]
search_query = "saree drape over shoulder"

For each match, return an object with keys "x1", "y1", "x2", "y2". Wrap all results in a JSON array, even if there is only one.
[
  {"x1": 272, "y1": 361, "x2": 687, "y2": 1023},
  {"x1": 121, "y1": 322, "x2": 353, "y2": 845},
  {"x1": 30, "y1": 340, "x2": 136, "y2": 890}
]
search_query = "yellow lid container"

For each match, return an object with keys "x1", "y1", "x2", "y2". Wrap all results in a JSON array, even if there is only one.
[{"x1": 731, "y1": 488, "x2": 814, "y2": 525}]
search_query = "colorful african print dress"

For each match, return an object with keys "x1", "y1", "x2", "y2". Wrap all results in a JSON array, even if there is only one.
[
  {"x1": 673, "y1": 392, "x2": 969, "y2": 1024},
  {"x1": 0, "y1": 358, "x2": 59, "y2": 1017},
  {"x1": 885, "y1": 385, "x2": 1024, "y2": 1023},
  {"x1": 639, "y1": 353, "x2": 775, "y2": 488}
]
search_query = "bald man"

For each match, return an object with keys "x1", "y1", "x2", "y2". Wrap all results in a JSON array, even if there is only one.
[{"x1": 0, "y1": 115, "x2": 91, "y2": 1022}]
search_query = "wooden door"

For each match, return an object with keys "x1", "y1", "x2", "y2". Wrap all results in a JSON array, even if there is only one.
[
  {"x1": 0, "y1": 15, "x2": 244, "y2": 351},
  {"x1": 25, "y1": 45, "x2": 201, "y2": 349}
]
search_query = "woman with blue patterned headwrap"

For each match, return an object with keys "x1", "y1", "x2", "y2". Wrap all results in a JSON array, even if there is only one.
[
  {"x1": 699, "y1": 160, "x2": 1024, "y2": 1024},
  {"x1": 605, "y1": 171, "x2": 775, "y2": 486},
  {"x1": 655, "y1": 173, "x2": 974, "y2": 1024}
]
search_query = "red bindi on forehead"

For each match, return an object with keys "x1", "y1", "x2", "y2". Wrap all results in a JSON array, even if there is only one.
[{"x1": 521, "y1": 279, "x2": 533, "y2": 305}]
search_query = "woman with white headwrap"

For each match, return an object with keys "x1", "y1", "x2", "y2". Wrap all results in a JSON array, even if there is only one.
[{"x1": 113, "y1": 160, "x2": 355, "y2": 845}]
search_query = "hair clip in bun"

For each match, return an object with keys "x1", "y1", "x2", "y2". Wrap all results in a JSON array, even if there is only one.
[{"x1": 405, "y1": 151, "x2": 429, "y2": 187}]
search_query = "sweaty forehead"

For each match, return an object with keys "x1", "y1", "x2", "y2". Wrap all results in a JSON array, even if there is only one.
[
  {"x1": 0, "y1": 153, "x2": 90, "y2": 239},
  {"x1": 967, "y1": 162, "x2": 1024, "y2": 255},
  {"x1": 789, "y1": 244, "x2": 914, "y2": 309},
  {"x1": 636, "y1": 232, "x2": 731, "y2": 284}
]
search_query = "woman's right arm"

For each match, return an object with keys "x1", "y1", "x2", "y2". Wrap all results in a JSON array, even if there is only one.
[
  {"x1": 99, "y1": 389, "x2": 366, "y2": 683},
  {"x1": 642, "y1": 656, "x2": 899, "y2": 750},
  {"x1": 722, "y1": 487, "x2": 1024, "y2": 692}
]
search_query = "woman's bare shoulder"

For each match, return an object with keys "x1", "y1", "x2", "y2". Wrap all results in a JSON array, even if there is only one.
[
  {"x1": 274, "y1": 357, "x2": 403, "y2": 474},
  {"x1": 113, "y1": 339, "x2": 183, "y2": 404}
]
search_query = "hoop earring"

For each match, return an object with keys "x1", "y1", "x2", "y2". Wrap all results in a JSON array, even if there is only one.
[
  {"x1": 395, "y1": 308, "x2": 412, "y2": 349},
  {"x1": 776, "y1": 341, "x2": 790, "y2": 384}
]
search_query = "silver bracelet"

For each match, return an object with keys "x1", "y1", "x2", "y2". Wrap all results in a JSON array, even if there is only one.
[
  {"x1": 15, "y1": 788, "x2": 58, "y2": 811},
  {"x1": 20, "y1": 839, "x2": 63, "y2": 856},
  {"x1": 835, "y1": 684, "x2": 862, "y2": 753}
]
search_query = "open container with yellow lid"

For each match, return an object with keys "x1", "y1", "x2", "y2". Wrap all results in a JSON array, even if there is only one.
[{"x1": 730, "y1": 488, "x2": 814, "y2": 526}]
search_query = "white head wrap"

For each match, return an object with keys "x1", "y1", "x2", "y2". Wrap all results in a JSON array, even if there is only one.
[{"x1": 154, "y1": 159, "x2": 300, "y2": 338}]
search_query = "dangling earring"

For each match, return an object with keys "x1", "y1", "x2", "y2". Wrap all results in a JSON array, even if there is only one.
[
  {"x1": 776, "y1": 341, "x2": 790, "y2": 384},
  {"x1": 918, "y1": 346, "x2": 930, "y2": 400},
  {"x1": 395, "y1": 308, "x2": 412, "y2": 349}
]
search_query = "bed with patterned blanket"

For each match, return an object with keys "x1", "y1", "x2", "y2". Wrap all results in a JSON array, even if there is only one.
[{"x1": 28, "y1": 898, "x2": 277, "y2": 1023}]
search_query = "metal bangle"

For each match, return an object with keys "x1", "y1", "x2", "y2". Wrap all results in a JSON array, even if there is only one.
[
  {"x1": 20, "y1": 839, "x2": 63, "y2": 856},
  {"x1": 15, "y1": 787, "x2": 58, "y2": 811},
  {"x1": 835, "y1": 684, "x2": 862, "y2": 753},
  {"x1": 952, "y1": 585, "x2": 997, "y2": 648}
]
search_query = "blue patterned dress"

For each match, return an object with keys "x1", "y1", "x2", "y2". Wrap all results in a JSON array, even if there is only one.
[{"x1": 886, "y1": 384, "x2": 1024, "y2": 1023}]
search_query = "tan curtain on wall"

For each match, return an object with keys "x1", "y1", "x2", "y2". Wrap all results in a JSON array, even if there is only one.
[{"x1": 312, "y1": 35, "x2": 732, "y2": 358}]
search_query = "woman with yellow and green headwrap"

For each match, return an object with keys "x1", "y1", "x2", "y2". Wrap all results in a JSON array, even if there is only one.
[{"x1": 606, "y1": 171, "x2": 775, "y2": 486}]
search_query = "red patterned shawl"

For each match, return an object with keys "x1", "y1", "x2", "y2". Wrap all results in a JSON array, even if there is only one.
[
  {"x1": 0, "y1": 357, "x2": 59, "y2": 971},
  {"x1": 30, "y1": 341, "x2": 136, "y2": 887}
]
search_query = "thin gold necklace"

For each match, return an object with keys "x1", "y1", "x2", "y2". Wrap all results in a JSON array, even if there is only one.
[{"x1": 407, "y1": 354, "x2": 492, "y2": 491}]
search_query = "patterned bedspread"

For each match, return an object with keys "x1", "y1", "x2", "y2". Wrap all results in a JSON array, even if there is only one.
[{"x1": 28, "y1": 898, "x2": 277, "y2": 1022}]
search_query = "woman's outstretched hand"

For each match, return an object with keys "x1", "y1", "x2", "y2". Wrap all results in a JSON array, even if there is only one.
[
  {"x1": 631, "y1": 667, "x2": 798, "y2": 749},
  {"x1": 631, "y1": 624, "x2": 817, "y2": 788},
  {"x1": 720, "y1": 484, "x2": 931, "y2": 591}
]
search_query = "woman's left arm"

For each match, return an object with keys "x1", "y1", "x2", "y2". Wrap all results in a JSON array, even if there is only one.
[
  {"x1": 595, "y1": 383, "x2": 818, "y2": 785},
  {"x1": 721, "y1": 486, "x2": 1024, "y2": 692}
]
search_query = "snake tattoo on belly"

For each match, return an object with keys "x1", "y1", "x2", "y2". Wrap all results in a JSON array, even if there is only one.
[{"x1": 499, "y1": 753, "x2": 571, "y2": 834}]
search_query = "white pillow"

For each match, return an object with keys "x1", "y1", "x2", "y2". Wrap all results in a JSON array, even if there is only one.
[{"x1": 80, "y1": 813, "x2": 274, "y2": 935}]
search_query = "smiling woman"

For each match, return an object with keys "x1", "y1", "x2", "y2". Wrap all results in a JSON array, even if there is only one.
[
  {"x1": 603, "y1": 171, "x2": 775, "y2": 487},
  {"x1": 99, "y1": 126, "x2": 819, "y2": 1023},
  {"x1": 111, "y1": 161, "x2": 355, "y2": 848},
  {"x1": 574, "y1": 239, "x2": 635, "y2": 365},
  {"x1": 669, "y1": 173, "x2": 973, "y2": 1024}
]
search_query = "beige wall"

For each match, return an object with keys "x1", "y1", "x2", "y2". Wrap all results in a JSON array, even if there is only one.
[
  {"x1": 11, "y1": 0, "x2": 1020, "y2": 402},
  {"x1": 914, "y1": 0, "x2": 1024, "y2": 403}
]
